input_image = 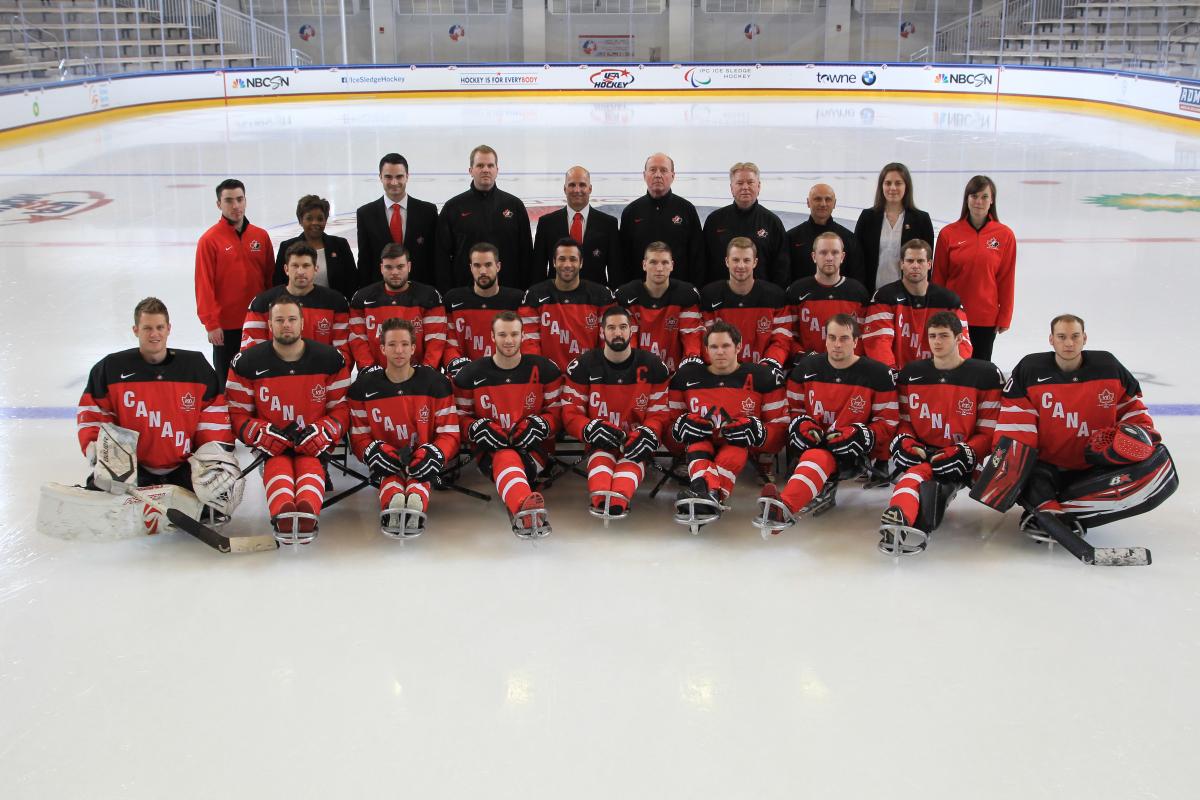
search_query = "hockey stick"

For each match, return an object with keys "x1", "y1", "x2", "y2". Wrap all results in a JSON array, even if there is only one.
[
  {"x1": 123, "y1": 484, "x2": 276, "y2": 554},
  {"x1": 1021, "y1": 502, "x2": 1151, "y2": 567}
]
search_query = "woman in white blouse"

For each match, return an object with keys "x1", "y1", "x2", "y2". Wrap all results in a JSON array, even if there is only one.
[{"x1": 853, "y1": 163, "x2": 935, "y2": 296}]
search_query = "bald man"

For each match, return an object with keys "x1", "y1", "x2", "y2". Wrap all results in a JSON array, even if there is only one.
[
  {"x1": 785, "y1": 183, "x2": 864, "y2": 285},
  {"x1": 619, "y1": 152, "x2": 705, "y2": 286},
  {"x1": 533, "y1": 165, "x2": 621, "y2": 286}
]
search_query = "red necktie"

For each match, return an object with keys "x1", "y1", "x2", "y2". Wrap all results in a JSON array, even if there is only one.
[
  {"x1": 570, "y1": 211, "x2": 583, "y2": 244},
  {"x1": 389, "y1": 203, "x2": 404, "y2": 244}
]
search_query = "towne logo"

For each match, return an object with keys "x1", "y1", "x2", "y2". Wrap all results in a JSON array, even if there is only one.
[
  {"x1": 230, "y1": 75, "x2": 290, "y2": 90},
  {"x1": 934, "y1": 72, "x2": 994, "y2": 87},
  {"x1": 816, "y1": 70, "x2": 878, "y2": 86},
  {"x1": 590, "y1": 68, "x2": 635, "y2": 89}
]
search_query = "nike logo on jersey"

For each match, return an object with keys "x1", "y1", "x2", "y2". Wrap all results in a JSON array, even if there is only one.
[
  {"x1": 450, "y1": 302, "x2": 465, "y2": 309},
  {"x1": 365, "y1": 392, "x2": 379, "y2": 398},
  {"x1": 1036, "y1": 376, "x2": 1052, "y2": 383},
  {"x1": 589, "y1": 376, "x2": 603, "y2": 382},
  {"x1": 120, "y1": 372, "x2": 137, "y2": 379},
  {"x1": 256, "y1": 369, "x2": 270, "y2": 376},
  {"x1": 797, "y1": 294, "x2": 811, "y2": 302},
  {"x1": 686, "y1": 381, "x2": 701, "y2": 388},
  {"x1": 803, "y1": 373, "x2": 818, "y2": 380},
  {"x1": 362, "y1": 299, "x2": 377, "y2": 305},
  {"x1": 474, "y1": 378, "x2": 487, "y2": 386},
  {"x1": 537, "y1": 297, "x2": 552, "y2": 304},
  {"x1": 709, "y1": 301, "x2": 723, "y2": 309},
  {"x1": 460, "y1": 212, "x2": 472, "y2": 218},
  {"x1": 224, "y1": 246, "x2": 233, "y2": 252},
  {"x1": 907, "y1": 375, "x2": 923, "y2": 382}
]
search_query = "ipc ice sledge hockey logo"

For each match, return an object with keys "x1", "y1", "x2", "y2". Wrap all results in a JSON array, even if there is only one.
[
  {"x1": 1098, "y1": 388, "x2": 1116, "y2": 408},
  {"x1": 180, "y1": 392, "x2": 197, "y2": 412},
  {"x1": 957, "y1": 396, "x2": 974, "y2": 416},
  {"x1": 0, "y1": 190, "x2": 113, "y2": 226}
]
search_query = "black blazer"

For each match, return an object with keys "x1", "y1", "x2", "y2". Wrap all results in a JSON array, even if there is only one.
[
  {"x1": 355, "y1": 195, "x2": 438, "y2": 289},
  {"x1": 853, "y1": 207, "x2": 935, "y2": 296},
  {"x1": 532, "y1": 206, "x2": 622, "y2": 288},
  {"x1": 272, "y1": 233, "x2": 358, "y2": 301}
]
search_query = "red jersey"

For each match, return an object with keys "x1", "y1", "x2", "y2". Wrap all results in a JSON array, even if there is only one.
[
  {"x1": 995, "y1": 351, "x2": 1156, "y2": 471},
  {"x1": 452, "y1": 354, "x2": 564, "y2": 433},
  {"x1": 195, "y1": 217, "x2": 274, "y2": 331},
  {"x1": 933, "y1": 218, "x2": 1017, "y2": 329},
  {"x1": 348, "y1": 281, "x2": 446, "y2": 371},
  {"x1": 520, "y1": 279, "x2": 615, "y2": 372},
  {"x1": 240, "y1": 284, "x2": 350, "y2": 361},
  {"x1": 443, "y1": 286, "x2": 525, "y2": 364},
  {"x1": 77, "y1": 348, "x2": 232, "y2": 471},
  {"x1": 785, "y1": 353, "x2": 898, "y2": 460},
  {"x1": 347, "y1": 365, "x2": 460, "y2": 461},
  {"x1": 226, "y1": 340, "x2": 350, "y2": 442},
  {"x1": 784, "y1": 276, "x2": 869, "y2": 355},
  {"x1": 667, "y1": 362, "x2": 788, "y2": 453},
  {"x1": 561, "y1": 348, "x2": 671, "y2": 441},
  {"x1": 699, "y1": 280, "x2": 792, "y2": 366},
  {"x1": 896, "y1": 357, "x2": 1004, "y2": 455},
  {"x1": 862, "y1": 280, "x2": 972, "y2": 370},
  {"x1": 613, "y1": 278, "x2": 704, "y2": 372}
]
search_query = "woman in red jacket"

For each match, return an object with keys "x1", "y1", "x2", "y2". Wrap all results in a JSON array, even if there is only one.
[{"x1": 933, "y1": 176, "x2": 1016, "y2": 362}]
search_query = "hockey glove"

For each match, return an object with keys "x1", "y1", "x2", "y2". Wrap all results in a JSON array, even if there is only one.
[
  {"x1": 622, "y1": 426, "x2": 660, "y2": 461},
  {"x1": 788, "y1": 415, "x2": 825, "y2": 452},
  {"x1": 407, "y1": 444, "x2": 446, "y2": 481},
  {"x1": 672, "y1": 412, "x2": 715, "y2": 445},
  {"x1": 722, "y1": 415, "x2": 766, "y2": 448},
  {"x1": 1085, "y1": 423, "x2": 1157, "y2": 466},
  {"x1": 760, "y1": 358, "x2": 785, "y2": 382},
  {"x1": 890, "y1": 434, "x2": 928, "y2": 470},
  {"x1": 677, "y1": 355, "x2": 705, "y2": 370},
  {"x1": 930, "y1": 443, "x2": 976, "y2": 482},
  {"x1": 364, "y1": 440, "x2": 407, "y2": 475},
  {"x1": 445, "y1": 356, "x2": 472, "y2": 378},
  {"x1": 242, "y1": 420, "x2": 293, "y2": 457},
  {"x1": 826, "y1": 423, "x2": 875, "y2": 459},
  {"x1": 467, "y1": 418, "x2": 509, "y2": 452},
  {"x1": 583, "y1": 418, "x2": 625, "y2": 451},
  {"x1": 510, "y1": 414, "x2": 551, "y2": 451},
  {"x1": 294, "y1": 423, "x2": 336, "y2": 457},
  {"x1": 84, "y1": 441, "x2": 98, "y2": 467}
]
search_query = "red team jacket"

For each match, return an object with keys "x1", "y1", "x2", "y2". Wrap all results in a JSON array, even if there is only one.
[
  {"x1": 226, "y1": 340, "x2": 351, "y2": 446},
  {"x1": 699, "y1": 280, "x2": 792, "y2": 366},
  {"x1": 785, "y1": 354, "x2": 899, "y2": 461},
  {"x1": 668, "y1": 362, "x2": 788, "y2": 452},
  {"x1": 453, "y1": 355, "x2": 564, "y2": 436},
  {"x1": 348, "y1": 281, "x2": 446, "y2": 371},
  {"x1": 862, "y1": 281, "x2": 973, "y2": 370},
  {"x1": 896, "y1": 358, "x2": 1004, "y2": 456},
  {"x1": 995, "y1": 351, "x2": 1157, "y2": 472},
  {"x1": 195, "y1": 218, "x2": 274, "y2": 332},
  {"x1": 933, "y1": 218, "x2": 1017, "y2": 329},
  {"x1": 520, "y1": 280, "x2": 615, "y2": 371},
  {"x1": 613, "y1": 279, "x2": 704, "y2": 373},
  {"x1": 784, "y1": 276, "x2": 870, "y2": 356},
  {"x1": 442, "y1": 286, "x2": 525, "y2": 364},
  {"x1": 561, "y1": 349, "x2": 672, "y2": 442},
  {"x1": 77, "y1": 348, "x2": 233, "y2": 470},
  {"x1": 240, "y1": 284, "x2": 350, "y2": 360},
  {"x1": 347, "y1": 366, "x2": 460, "y2": 462}
]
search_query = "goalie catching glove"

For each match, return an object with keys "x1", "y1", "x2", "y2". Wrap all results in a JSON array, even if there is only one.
[
  {"x1": 826, "y1": 423, "x2": 874, "y2": 459},
  {"x1": 583, "y1": 418, "x2": 625, "y2": 451},
  {"x1": 889, "y1": 434, "x2": 927, "y2": 470},
  {"x1": 930, "y1": 443, "x2": 975, "y2": 481},
  {"x1": 672, "y1": 412, "x2": 714, "y2": 445},
  {"x1": 188, "y1": 441, "x2": 245, "y2": 516},
  {"x1": 788, "y1": 416, "x2": 824, "y2": 453},
  {"x1": 510, "y1": 415, "x2": 551, "y2": 451},
  {"x1": 1085, "y1": 423, "x2": 1157, "y2": 466},
  {"x1": 622, "y1": 426, "x2": 659, "y2": 461},
  {"x1": 407, "y1": 445, "x2": 445, "y2": 481},
  {"x1": 721, "y1": 416, "x2": 765, "y2": 448}
]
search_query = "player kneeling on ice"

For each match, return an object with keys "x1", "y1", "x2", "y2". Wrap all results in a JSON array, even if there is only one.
[
  {"x1": 562, "y1": 306, "x2": 671, "y2": 522},
  {"x1": 973, "y1": 314, "x2": 1177, "y2": 566},
  {"x1": 37, "y1": 298, "x2": 267, "y2": 552},
  {"x1": 452, "y1": 311, "x2": 563, "y2": 539},
  {"x1": 227, "y1": 294, "x2": 351, "y2": 544},
  {"x1": 668, "y1": 320, "x2": 787, "y2": 533},
  {"x1": 754, "y1": 314, "x2": 898, "y2": 535},
  {"x1": 877, "y1": 312, "x2": 1003, "y2": 555},
  {"x1": 348, "y1": 318, "x2": 460, "y2": 538}
]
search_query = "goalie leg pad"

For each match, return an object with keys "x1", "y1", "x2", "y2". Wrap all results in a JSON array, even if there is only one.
[
  {"x1": 38, "y1": 482, "x2": 203, "y2": 542},
  {"x1": 970, "y1": 436, "x2": 1038, "y2": 512},
  {"x1": 1056, "y1": 445, "x2": 1178, "y2": 529}
]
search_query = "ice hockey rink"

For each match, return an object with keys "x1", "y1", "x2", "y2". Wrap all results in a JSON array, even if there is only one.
[{"x1": 2, "y1": 95, "x2": 1199, "y2": 798}]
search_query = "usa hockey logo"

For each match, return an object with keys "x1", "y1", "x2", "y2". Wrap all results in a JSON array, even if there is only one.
[
  {"x1": 0, "y1": 190, "x2": 112, "y2": 227},
  {"x1": 311, "y1": 384, "x2": 327, "y2": 403},
  {"x1": 180, "y1": 392, "x2": 197, "y2": 412},
  {"x1": 849, "y1": 394, "x2": 867, "y2": 415},
  {"x1": 986, "y1": 237, "x2": 1000, "y2": 249},
  {"x1": 524, "y1": 391, "x2": 537, "y2": 410},
  {"x1": 1098, "y1": 388, "x2": 1116, "y2": 408},
  {"x1": 957, "y1": 396, "x2": 974, "y2": 416}
]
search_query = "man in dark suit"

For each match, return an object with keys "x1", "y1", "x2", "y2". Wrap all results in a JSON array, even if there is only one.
[
  {"x1": 356, "y1": 153, "x2": 438, "y2": 289},
  {"x1": 532, "y1": 166, "x2": 621, "y2": 288}
]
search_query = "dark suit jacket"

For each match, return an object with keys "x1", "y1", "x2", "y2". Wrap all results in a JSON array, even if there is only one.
[
  {"x1": 355, "y1": 195, "x2": 438, "y2": 289},
  {"x1": 272, "y1": 233, "x2": 358, "y2": 301},
  {"x1": 532, "y1": 206, "x2": 622, "y2": 288},
  {"x1": 853, "y1": 207, "x2": 935, "y2": 296}
]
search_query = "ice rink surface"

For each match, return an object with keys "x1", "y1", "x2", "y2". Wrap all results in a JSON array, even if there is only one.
[{"x1": 1, "y1": 95, "x2": 1199, "y2": 798}]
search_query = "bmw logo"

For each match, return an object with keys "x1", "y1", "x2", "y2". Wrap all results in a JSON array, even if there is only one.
[{"x1": 861, "y1": 70, "x2": 877, "y2": 86}]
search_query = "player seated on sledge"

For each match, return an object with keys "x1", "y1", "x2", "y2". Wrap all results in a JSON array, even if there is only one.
[
  {"x1": 667, "y1": 320, "x2": 787, "y2": 532},
  {"x1": 877, "y1": 312, "x2": 1004, "y2": 555},
  {"x1": 348, "y1": 318, "x2": 460, "y2": 539},
  {"x1": 452, "y1": 310, "x2": 564, "y2": 539},
  {"x1": 980, "y1": 314, "x2": 1177, "y2": 546},
  {"x1": 561, "y1": 306, "x2": 671, "y2": 521},
  {"x1": 227, "y1": 294, "x2": 351, "y2": 544},
  {"x1": 754, "y1": 313, "x2": 897, "y2": 535},
  {"x1": 41, "y1": 297, "x2": 246, "y2": 543}
]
